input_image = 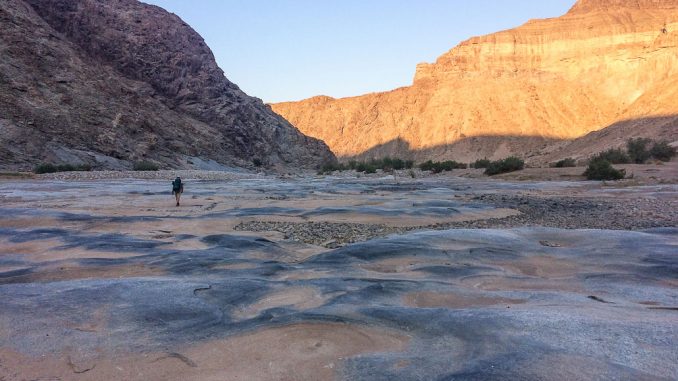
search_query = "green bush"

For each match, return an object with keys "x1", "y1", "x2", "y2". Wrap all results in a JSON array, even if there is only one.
[
  {"x1": 342, "y1": 157, "x2": 412, "y2": 172},
  {"x1": 553, "y1": 158, "x2": 576, "y2": 168},
  {"x1": 132, "y1": 161, "x2": 159, "y2": 171},
  {"x1": 592, "y1": 148, "x2": 630, "y2": 164},
  {"x1": 419, "y1": 160, "x2": 435, "y2": 171},
  {"x1": 368, "y1": 157, "x2": 405, "y2": 170},
  {"x1": 626, "y1": 138, "x2": 652, "y2": 164},
  {"x1": 420, "y1": 160, "x2": 445, "y2": 173},
  {"x1": 418, "y1": 160, "x2": 466, "y2": 173},
  {"x1": 252, "y1": 158, "x2": 263, "y2": 167},
  {"x1": 472, "y1": 158, "x2": 491, "y2": 169},
  {"x1": 34, "y1": 163, "x2": 57, "y2": 174},
  {"x1": 484, "y1": 157, "x2": 525, "y2": 176},
  {"x1": 318, "y1": 161, "x2": 347, "y2": 175},
  {"x1": 57, "y1": 164, "x2": 77, "y2": 172},
  {"x1": 363, "y1": 164, "x2": 377, "y2": 174},
  {"x1": 649, "y1": 140, "x2": 677, "y2": 162},
  {"x1": 64, "y1": 163, "x2": 90, "y2": 171},
  {"x1": 34, "y1": 162, "x2": 92, "y2": 174},
  {"x1": 590, "y1": 139, "x2": 676, "y2": 166},
  {"x1": 583, "y1": 159, "x2": 625, "y2": 180},
  {"x1": 380, "y1": 157, "x2": 394, "y2": 170},
  {"x1": 437, "y1": 161, "x2": 453, "y2": 172},
  {"x1": 430, "y1": 163, "x2": 445, "y2": 174},
  {"x1": 353, "y1": 162, "x2": 377, "y2": 174},
  {"x1": 390, "y1": 158, "x2": 406, "y2": 170}
]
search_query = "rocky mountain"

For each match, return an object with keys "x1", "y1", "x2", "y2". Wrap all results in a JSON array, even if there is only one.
[
  {"x1": 272, "y1": 0, "x2": 678, "y2": 164},
  {"x1": 0, "y1": 0, "x2": 334, "y2": 170}
]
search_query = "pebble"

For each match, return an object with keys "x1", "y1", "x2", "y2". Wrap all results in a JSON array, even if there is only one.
[{"x1": 236, "y1": 194, "x2": 678, "y2": 247}]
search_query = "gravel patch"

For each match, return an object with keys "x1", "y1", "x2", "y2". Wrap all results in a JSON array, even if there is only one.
[
  {"x1": 235, "y1": 221, "x2": 411, "y2": 248},
  {"x1": 235, "y1": 194, "x2": 678, "y2": 248},
  {"x1": 471, "y1": 194, "x2": 678, "y2": 230}
]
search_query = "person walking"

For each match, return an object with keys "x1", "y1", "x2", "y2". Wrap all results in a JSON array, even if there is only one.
[{"x1": 172, "y1": 176, "x2": 184, "y2": 206}]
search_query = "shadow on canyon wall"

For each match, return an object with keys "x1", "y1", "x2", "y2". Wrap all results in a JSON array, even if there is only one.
[
  {"x1": 337, "y1": 115, "x2": 678, "y2": 165},
  {"x1": 340, "y1": 135, "x2": 562, "y2": 164}
]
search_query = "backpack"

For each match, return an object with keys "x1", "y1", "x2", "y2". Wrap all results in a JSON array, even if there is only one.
[{"x1": 172, "y1": 178, "x2": 182, "y2": 192}]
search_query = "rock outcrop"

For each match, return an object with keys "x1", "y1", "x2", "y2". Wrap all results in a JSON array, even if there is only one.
[
  {"x1": 0, "y1": 0, "x2": 334, "y2": 170},
  {"x1": 272, "y1": 0, "x2": 678, "y2": 164}
]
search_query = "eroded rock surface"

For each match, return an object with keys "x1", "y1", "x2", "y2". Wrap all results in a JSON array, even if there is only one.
[
  {"x1": 0, "y1": 175, "x2": 676, "y2": 380},
  {"x1": 0, "y1": 0, "x2": 334, "y2": 170}
]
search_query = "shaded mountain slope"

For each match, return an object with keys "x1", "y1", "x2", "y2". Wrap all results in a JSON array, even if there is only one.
[{"x1": 0, "y1": 0, "x2": 334, "y2": 170}]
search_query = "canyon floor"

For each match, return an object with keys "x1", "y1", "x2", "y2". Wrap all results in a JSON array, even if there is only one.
[{"x1": 0, "y1": 169, "x2": 677, "y2": 380}]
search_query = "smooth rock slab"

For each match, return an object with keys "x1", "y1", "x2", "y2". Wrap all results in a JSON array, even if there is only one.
[
  {"x1": 0, "y1": 228, "x2": 676, "y2": 380},
  {"x1": 0, "y1": 178, "x2": 676, "y2": 380}
]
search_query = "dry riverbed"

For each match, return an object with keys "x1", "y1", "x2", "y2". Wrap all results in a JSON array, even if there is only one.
[{"x1": 1, "y1": 171, "x2": 676, "y2": 380}]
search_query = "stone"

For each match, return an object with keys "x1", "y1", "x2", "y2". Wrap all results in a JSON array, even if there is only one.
[
  {"x1": 272, "y1": 0, "x2": 678, "y2": 164},
  {"x1": 0, "y1": 0, "x2": 335, "y2": 171},
  {"x1": 1, "y1": 174, "x2": 677, "y2": 380}
]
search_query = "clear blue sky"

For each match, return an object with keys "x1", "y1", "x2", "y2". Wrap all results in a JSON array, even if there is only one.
[{"x1": 143, "y1": 0, "x2": 575, "y2": 103}]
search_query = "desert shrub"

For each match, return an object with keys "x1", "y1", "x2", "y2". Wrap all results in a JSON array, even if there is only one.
[
  {"x1": 252, "y1": 158, "x2": 263, "y2": 167},
  {"x1": 33, "y1": 163, "x2": 57, "y2": 174},
  {"x1": 649, "y1": 140, "x2": 677, "y2": 162},
  {"x1": 344, "y1": 158, "x2": 410, "y2": 172},
  {"x1": 404, "y1": 160, "x2": 415, "y2": 169},
  {"x1": 390, "y1": 158, "x2": 406, "y2": 170},
  {"x1": 318, "y1": 161, "x2": 347, "y2": 174},
  {"x1": 64, "y1": 163, "x2": 91, "y2": 172},
  {"x1": 626, "y1": 138, "x2": 652, "y2": 164},
  {"x1": 431, "y1": 163, "x2": 442, "y2": 173},
  {"x1": 553, "y1": 158, "x2": 576, "y2": 168},
  {"x1": 583, "y1": 159, "x2": 625, "y2": 180},
  {"x1": 371, "y1": 157, "x2": 395, "y2": 170},
  {"x1": 419, "y1": 160, "x2": 435, "y2": 172},
  {"x1": 133, "y1": 161, "x2": 159, "y2": 171},
  {"x1": 34, "y1": 163, "x2": 91, "y2": 174},
  {"x1": 354, "y1": 162, "x2": 377, "y2": 174},
  {"x1": 371, "y1": 157, "x2": 407, "y2": 170},
  {"x1": 484, "y1": 157, "x2": 525, "y2": 176},
  {"x1": 57, "y1": 164, "x2": 75, "y2": 172},
  {"x1": 408, "y1": 169, "x2": 416, "y2": 178},
  {"x1": 362, "y1": 164, "x2": 377, "y2": 174},
  {"x1": 472, "y1": 158, "x2": 491, "y2": 169},
  {"x1": 419, "y1": 160, "x2": 466, "y2": 173},
  {"x1": 437, "y1": 161, "x2": 454, "y2": 172},
  {"x1": 591, "y1": 148, "x2": 630, "y2": 164},
  {"x1": 420, "y1": 160, "x2": 445, "y2": 173}
]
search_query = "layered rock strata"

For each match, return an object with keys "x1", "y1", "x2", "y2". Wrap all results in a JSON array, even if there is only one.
[{"x1": 273, "y1": 0, "x2": 678, "y2": 163}]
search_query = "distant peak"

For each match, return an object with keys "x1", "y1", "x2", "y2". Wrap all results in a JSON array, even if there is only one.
[{"x1": 568, "y1": 0, "x2": 678, "y2": 14}]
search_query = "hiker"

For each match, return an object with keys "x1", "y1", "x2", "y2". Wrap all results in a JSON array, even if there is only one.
[{"x1": 172, "y1": 176, "x2": 183, "y2": 206}]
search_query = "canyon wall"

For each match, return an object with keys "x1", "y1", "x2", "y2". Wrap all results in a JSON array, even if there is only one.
[
  {"x1": 0, "y1": 0, "x2": 334, "y2": 170},
  {"x1": 272, "y1": 0, "x2": 678, "y2": 163}
]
